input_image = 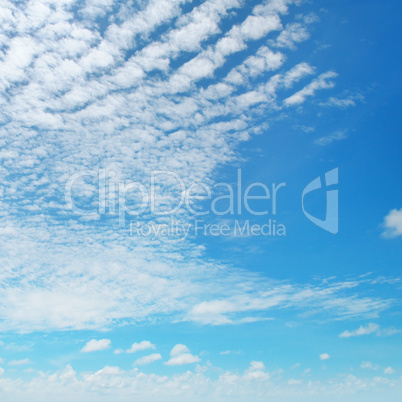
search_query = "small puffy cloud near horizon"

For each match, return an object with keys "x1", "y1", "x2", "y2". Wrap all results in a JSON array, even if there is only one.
[{"x1": 361, "y1": 361, "x2": 380, "y2": 370}]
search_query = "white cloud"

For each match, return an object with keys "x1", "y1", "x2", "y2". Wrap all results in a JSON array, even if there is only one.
[
  {"x1": 105, "y1": 0, "x2": 188, "y2": 50},
  {"x1": 81, "y1": 339, "x2": 111, "y2": 353},
  {"x1": 384, "y1": 366, "x2": 394, "y2": 374},
  {"x1": 165, "y1": 353, "x2": 200, "y2": 366},
  {"x1": 382, "y1": 209, "x2": 402, "y2": 238},
  {"x1": 243, "y1": 361, "x2": 270, "y2": 381},
  {"x1": 339, "y1": 323, "x2": 379, "y2": 338},
  {"x1": 249, "y1": 361, "x2": 265, "y2": 371},
  {"x1": 319, "y1": 353, "x2": 330, "y2": 360},
  {"x1": 284, "y1": 71, "x2": 338, "y2": 106},
  {"x1": 0, "y1": 0, "x2": 393, "y2": 335},
  {"x1": 274, "y1": 22, "x2": 310, "y2": 49},
  {"x1": 8, "y1": 358, "x2": 30, "y2": 366},
  {"x1": 294, "y1": 125, "x2": 315, "y2": 133},
  {"x1": 238, "y1": 46, "x2": 285, "y2": 77},
  {"x1": 0, "y1": 362, "x2": 401, "y2": 402},
  {"x1": 134, "y1": 353, "x2": 162, "y2": 366},
  {"x1": 188, "y1": 300, "x2": 238, "y2": 325},
  {"x1": 288, "y1": 379, "x2": 302, "y2": 385},
  {"x1": 165, "y1": 344, "x2": 200, "y2": 366},
  {"x1": 361, "y1": 361, "x2": 380, "y2": 370},
  {"x1": 126, "y1": 341, "x2": 155, "y2": 354},
  {"x1": 186, "y1": 298, "x2": 275, "y2": 325},
  {"x1": 165, "y1": 354, "x2": 201, "y2": 366},
  {"x1": 361, "y1": 362, "x2": 395, "y2": 375},
  {"x1": 240, "y1": 15, "x2": 282, "y2": 40},
  {"x1": 314, "y1": 130, "x2": 348, "y2": 146},
  {"x1": 282, "y1": 63, "x2": 315, "y2": 88},
  {"x1": 170, "y1": 344, "x2": 190, "y2": 357},
  {"x1": 376, "y1": 327, "x2": 402, "y2": 337},
  {"x1": 184, "y1": 278, "x2": 392, "y2": 326},
  {"x1": 320, "y1": 94, "x2": 364, "y2": 108}
]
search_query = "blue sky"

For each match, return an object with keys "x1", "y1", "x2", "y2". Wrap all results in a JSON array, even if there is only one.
[{"x1": 0, "y1": 0, "x2": 401, "y2": 400}]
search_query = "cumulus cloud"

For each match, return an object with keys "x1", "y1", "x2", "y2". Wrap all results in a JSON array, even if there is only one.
[
  {"x1": 126, "y1": 341, "x2": 155, "y2": 354},
  {"x1": 339, "y1": 323, "x2": 379, "y2": 338},
  {"x1": 165, "y1": 354, "x2": 201, "y2": 366},
  {"x1": 384, "y1": 366, "x2": 395, "y2": 374},
  {"x1": 165, "y1": 344, "x2": 200, "y2": 366},
  {"x1": 361, "y1": 362, "x2": 395, "y2": 375},
  {"x1": 243, "y1": 361, "x2": 270, "y2": 381},
  {"x1": 134, "y1": 353, "x2": 162, "y2": 366},
  {"x1": 382, "y1": 209, "x2": 402, "y2": 238},
  {"x1": 170, "y1": 344, "x2": 190, "y2": 357},
  {"x1": 319, "y1": 353, "x2": 330, "y2": 360},
  {"x1": 81, "y1": 339, "x2": 111, "y2": 353},
  {"x1": 0, "y1": 362, "x2": 401, "y2": 402}
]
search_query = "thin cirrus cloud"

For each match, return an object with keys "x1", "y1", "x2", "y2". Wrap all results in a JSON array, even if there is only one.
[
  {"x1": 8, "y1": 358, "x2": 31, "y2": 367},
  {"x1": 319, "y1": 94, "x2": 364, "y2": 108},
  {"x1": 314, "y1": 129, "x2": 348, "y2": 146},
  {"x1": 81, "y1": 339, "x2": 111, "y2": 353}
]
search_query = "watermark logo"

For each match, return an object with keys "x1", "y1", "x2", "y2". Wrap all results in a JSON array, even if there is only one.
[
  {"x1": 129, "y1": 218, "x2": 286, "y2": 240},
  {"x1": 64, "y1": 167, "x2": 338, "y2": 237},
  {"x1": 64, "y1": 168, "x2": 286, "y2": 226},
  {"x1": 302, "y1": 168, "x2": 338, "y2": 234}
]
